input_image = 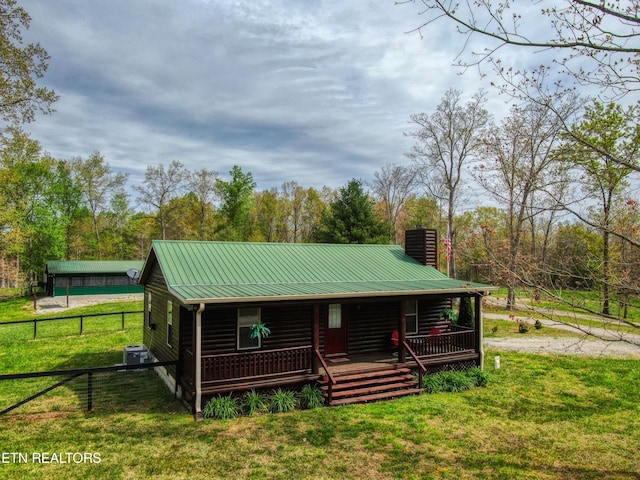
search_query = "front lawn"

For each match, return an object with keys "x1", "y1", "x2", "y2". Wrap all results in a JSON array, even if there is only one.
[
  {"x1": 1, "y1": 350, "x2": 638, "y2": 479},
  {"x1": 1, "y1": 297, "x2": 638, "y2": 479}
]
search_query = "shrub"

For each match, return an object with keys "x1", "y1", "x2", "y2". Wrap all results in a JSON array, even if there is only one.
[
  {"x1": 518, "y1": 320, "x2": 529, "y2": 333},
  {"x1": 269, "y1": 388, "x2": 298, "y2": 413},
  {"x1": 422, "y1": 369, "x2": 487, "y2": 393},
  {"x1": 440, "y1": 371, "x2": 476, "y2": 392},
  {"x1": 423, "y1": 373, "x2": 447, "y2": 393},
  {"x1": 242, "y1": 389, "x2": 268, "y2": 416},
  {"x1": 458, "y1": 297, "x2": 474, "y2": 328},
  {"x1": 534, "y1": 319, "x2": 543, "y2": 330},
  {"x1": 202, "y1": 394, "x2": 240, "y2": 420},
  {"x1": 466, "y1": 368, "x2": 490, "y2": 387},
  {"x1": 299, "y1": 384, "x2": 324, "y2": 409}
]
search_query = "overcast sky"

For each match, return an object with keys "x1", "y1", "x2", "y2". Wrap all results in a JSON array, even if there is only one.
[{"x1": 22, "y1": 0, "x2": 529, "y2": 198}]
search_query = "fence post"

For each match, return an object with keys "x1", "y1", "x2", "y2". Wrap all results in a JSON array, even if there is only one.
[
  {"x1": 33, "y1": 320, "x2": 37, "y2": 340},
  {"x1": 87, "y1": 372, "x2": 93, "y2": 412},
  {"x1": 121, "y1": 312, "x2": 125, "y2": 331},
  {"x1": 80, "y1": 316, "x2": 84, "y2": 335}
]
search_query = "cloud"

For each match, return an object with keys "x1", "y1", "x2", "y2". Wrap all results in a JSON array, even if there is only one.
[{"x1": 22, "y1": 0, "x2": 509, "y2": 196}]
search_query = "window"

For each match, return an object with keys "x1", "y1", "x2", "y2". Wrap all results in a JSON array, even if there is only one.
[
  {"x1": 405, "y1": 300, "x2": 418, "y2": 335},
  {"x1": 328, "y1": 304, "x2": 342, "y2": 329},
  {"x1": 167, "y1": 300, "x2": 173, "y2": 347},
  {"x1": 238, "y1": 307, "x2": 261, "y2": 350},
  {"x1": 146, "y1": 292, "x2": 152, "y2": 329}
]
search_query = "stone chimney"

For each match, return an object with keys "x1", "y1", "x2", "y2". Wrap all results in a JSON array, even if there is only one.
[{"x1": 405, "y1": 227, "x2": 438, "y2": 268}]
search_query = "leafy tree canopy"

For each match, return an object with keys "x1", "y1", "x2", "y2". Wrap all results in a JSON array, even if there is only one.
[{"x1": 0, "y1": 0, "x2": 58, "y2": 127}]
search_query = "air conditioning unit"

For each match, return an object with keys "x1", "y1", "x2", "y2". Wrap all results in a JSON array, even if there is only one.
[{"x1": 123, "y1": 345, "x2": 148, "y2": 365}]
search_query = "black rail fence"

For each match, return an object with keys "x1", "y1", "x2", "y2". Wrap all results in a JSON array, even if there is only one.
[
  {"x1": 0, "y1": 310, "x2": 144, "y2": 340},
  {"x1": 0, "y1": 361, "x2": 182, "y2": 417}
]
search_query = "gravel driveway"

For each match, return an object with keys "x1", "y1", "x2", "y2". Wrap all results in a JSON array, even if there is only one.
[
  {"x1": 35, "y1": 293, "x2": 143, "y2": 313},
  {"x1": 484, "y1": 310, "x2": 640, "y2": 358},
  {"x1": 484, "y1": 335, "x2": 640, "y2": 358}
]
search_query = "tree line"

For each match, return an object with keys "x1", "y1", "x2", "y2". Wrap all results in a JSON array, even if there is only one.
[
  {"x1": 3, "y1": 94, "x2": 639, "y2": 324},
  {"x1": 3, "y1": 0, "x2": 640, "y2": 334}
]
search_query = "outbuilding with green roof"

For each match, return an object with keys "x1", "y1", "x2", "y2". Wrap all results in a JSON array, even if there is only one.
[
  {"x1": 45, "y1": 260, "x2": 144, "y2": 296},
  {"x1": 138, "y1": 228, "x2": 496, "y2": 418}
]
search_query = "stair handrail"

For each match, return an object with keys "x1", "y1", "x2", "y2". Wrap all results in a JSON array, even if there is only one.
[
  {"x1": 314, "y1": 349, "x2": 336, "y2": 404},
  {"x1": 402, "y1": 340, "x2": 426, "y2": 390}
]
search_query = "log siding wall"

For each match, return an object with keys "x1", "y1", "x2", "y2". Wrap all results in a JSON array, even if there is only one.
[
  {"x1": 347, "y1": 297, "x2": 452, "y2": 354},
  {"x1": 196, "y1": 297, "x2": 453, "y2": 357},
  {"x1": 142, "y1": 262, "x2": 181, "y2": 377}
]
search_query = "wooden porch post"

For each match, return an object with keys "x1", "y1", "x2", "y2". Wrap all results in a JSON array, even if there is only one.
[
  {"x1": 474, "y1": 295, "x2": 484, "y2": 370},
  {"x1": 398, "y1": 300, "x2": 406, "y2": 363},
  {"x1": 312, "y1": 304, "x2": 320, "y2": 374},
  {"x1": 194, "y1": 303, "x2": 205, "y2": 421}
]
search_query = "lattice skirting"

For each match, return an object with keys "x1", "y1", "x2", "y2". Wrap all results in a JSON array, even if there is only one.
[{"x1": 424, "y1": 360, "x2": 478, "y2": 375}]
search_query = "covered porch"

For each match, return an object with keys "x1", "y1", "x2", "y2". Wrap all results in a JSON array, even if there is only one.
[{"x1": 187, "y1": 296, "x2": 483, "y2": 400}]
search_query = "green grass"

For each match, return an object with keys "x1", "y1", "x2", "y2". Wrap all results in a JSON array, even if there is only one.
[
  {"x1": 484, "y1": 291, "x2": 640, "y2": 338},
  {"x1": 1, "y1": 351, "x2": 638, "y2": 479},
  {"x1": 0, "y1": 295, "x2": 143, "y2": 322},
  {"x1": 0, "y1": 297, "x2": 144, "y2": 378},
  {"x1": 1, "y1": 297, "x2": 639, "y2": 479},
  {"x1": 481, "y1": 316, "x2": 599, "y2": 339}
]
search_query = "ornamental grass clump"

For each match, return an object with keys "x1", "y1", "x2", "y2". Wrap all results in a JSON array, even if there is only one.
[
  {"x1": 202, "y1": 394, "x2": 240, "y2": 420},
  {"x1": 440, "y1": 371, "x2": 476, "y2": 392},
  {"x1": 466, "y1": 368, "x2": 490, "y2": 387},
  {"x1": 422, "y1": 372, "x2": 447, "y2": 393},
  {"x1": 269, "y1": 388, "x2": 298, "y2": 413},
  {"x1": 299, "y1": 384, "x2": 324, "y2": 409},
  {"x1": 242, "y1": 389, "x2": 268, "y2": 416},
  {"x1": 422, "y1": 369, "x2": 486, "y2": 393}
]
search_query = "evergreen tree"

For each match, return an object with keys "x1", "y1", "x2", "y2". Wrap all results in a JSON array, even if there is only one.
[
  {"x1": 315, "y1": 179, "x2": 390, "y2": 244},
  {"x1": 458, "y1": 296, "x2": 474, "y2": 328}
]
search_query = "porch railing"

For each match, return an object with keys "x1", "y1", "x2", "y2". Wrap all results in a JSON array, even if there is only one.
[
  {"x1": 314, "y1": 349, "x2": 336, "y2": 404},
  {"x1": 406, "y1": 326, "x2": 475, "y2": 357},
  {"x1": 201, "y1": 345, "x2": 313, "y2": 384},
  {"x1": 402, "y1": 340, "x2": 426, "y2": 389}
]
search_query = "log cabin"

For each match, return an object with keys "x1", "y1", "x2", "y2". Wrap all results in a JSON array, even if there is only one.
[{"x1": 138, "y1": 228, "x2": 495, "y2": 418}]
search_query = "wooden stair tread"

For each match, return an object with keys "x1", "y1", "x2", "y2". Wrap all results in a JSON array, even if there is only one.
[
  {"x1": 330, "y1": 382, "x2": 419, "y2": 399},
  {"x1": 330, "y1": 388, "x2": 423, "y2": 406},
  {"x1": 320, "y1": 374, "x2": 414, "y2": 391},
  {"x1": 329, "y1": 368, "x2": 411, "y2": 383},
  {"x1": 332, "y1": 365, "x2": 410, "y2": 377}
]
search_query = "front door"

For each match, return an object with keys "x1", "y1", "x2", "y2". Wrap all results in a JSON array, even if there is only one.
[{"x1": 325, "y1": 304, "x2": 347, "y2": 355}]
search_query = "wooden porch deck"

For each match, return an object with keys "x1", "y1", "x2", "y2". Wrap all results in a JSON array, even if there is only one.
[
  {"x1": 324, "y1": 348, "x2": 479, "y2": 375},
  {"x1": 189, "y1": 327, "x2": 479, "y2": 401},
  {"x1": 324, "y1": 353, "x2": 399, "y2": 375}
]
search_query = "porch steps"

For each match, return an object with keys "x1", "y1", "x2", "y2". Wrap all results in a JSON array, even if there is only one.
[{"x1": 319, "y1": 366, "x2": 422, "y2": 406}]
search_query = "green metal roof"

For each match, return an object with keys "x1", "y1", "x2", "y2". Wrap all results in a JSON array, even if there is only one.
[
  {"x1": 141, "y1": 240, "x2": 495, "y2": 304},
  {"x1": 46, "y1": 260, "x2": 144, "y2": 275}
]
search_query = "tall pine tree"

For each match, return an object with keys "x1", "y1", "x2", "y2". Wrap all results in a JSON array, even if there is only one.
[{"x1": 315, "y1": 179, "x2": 390, "y2": 244}]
